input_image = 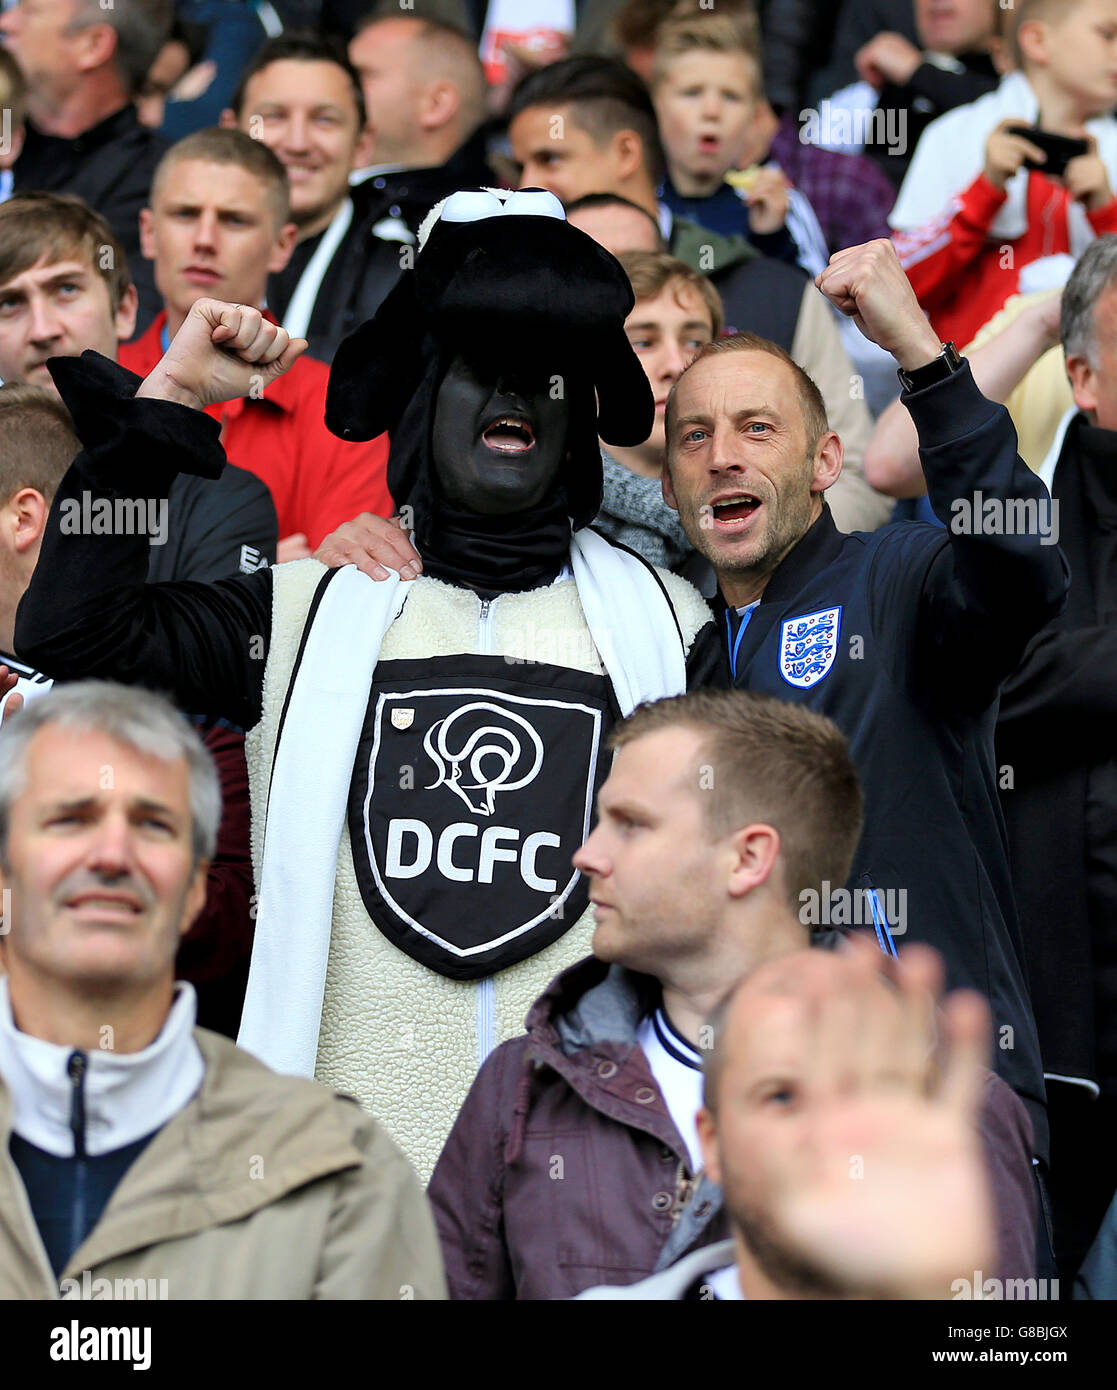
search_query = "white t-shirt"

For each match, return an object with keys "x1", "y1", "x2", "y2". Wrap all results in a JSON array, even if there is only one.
[{"x1": 635, "y1": 1003, "x2": 704, "y2": 1174}]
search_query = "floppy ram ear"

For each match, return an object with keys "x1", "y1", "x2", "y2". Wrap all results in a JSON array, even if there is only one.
[{"x1": 325, "y1": 270, "x2": 425, "y2": 442}]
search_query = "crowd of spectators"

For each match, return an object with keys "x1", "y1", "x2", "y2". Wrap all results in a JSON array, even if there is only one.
[{"x1": 1, "y1": 0, "x2": 1117, "y2": 1307}]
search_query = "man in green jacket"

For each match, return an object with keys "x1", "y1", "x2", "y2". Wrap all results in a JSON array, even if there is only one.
[{"x1": 0, "y1": 680, "x2": 445, "y2": 1301}]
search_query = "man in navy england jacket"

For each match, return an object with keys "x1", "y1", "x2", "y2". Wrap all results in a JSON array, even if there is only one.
[{"x1": 671, "y1": 239, "x2": 1068, "y2": 1159}]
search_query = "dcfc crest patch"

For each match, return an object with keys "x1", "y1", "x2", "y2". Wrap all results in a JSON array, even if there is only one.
[
  {"x1": 779, "y1": 606, "x2": 841, "y2": 689},
  {"x1": 348, "y1": 656, "x2": 612, "y2": 979}
]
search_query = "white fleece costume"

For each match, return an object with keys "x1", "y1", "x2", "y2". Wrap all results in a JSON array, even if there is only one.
[{"x1": 246, "y1": 559, "x2": 711, "y2": 1179}]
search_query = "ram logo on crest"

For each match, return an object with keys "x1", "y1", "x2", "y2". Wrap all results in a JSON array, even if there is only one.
[{"x1": 423, "y1": 702, "x2": 544, "y2": 816}]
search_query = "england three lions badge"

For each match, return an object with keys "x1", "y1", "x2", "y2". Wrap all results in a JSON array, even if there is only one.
[{"x1": 779, "y1": 607, "x2": 841, "y2": 689}]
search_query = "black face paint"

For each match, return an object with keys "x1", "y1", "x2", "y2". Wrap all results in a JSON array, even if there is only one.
[{"x1": 431, "y1": 356, "x2": 570, "y2": 517}]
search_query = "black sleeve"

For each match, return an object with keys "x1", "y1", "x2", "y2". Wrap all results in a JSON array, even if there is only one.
[
  {"x1": 868, "y1": 363, "x2": 1069, "y2": 710},
  {"x1": 903, "y1": 60, "x2": 997, "y2": 112},
  {"x1": 998, "y1": 624, "x2": 1117, "y2": 756},
  {"x1": 14, "y1": 352, "x2": 272, "y2": 731}
]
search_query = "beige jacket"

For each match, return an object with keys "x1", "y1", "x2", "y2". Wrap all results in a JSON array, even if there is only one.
[{"x1": 0, "y1": 1029, "x2": 446, "y2": 1300}]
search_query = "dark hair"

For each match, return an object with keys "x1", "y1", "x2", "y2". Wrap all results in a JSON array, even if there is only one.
[
  {"x1": 610, "y1": 689, "x2": 863, "y2": 916},
  {"x1": 0, "y1": 384, "x2": 80, "y2": 506},
  {"x1": 152, "y1": 127, "x2": 291, "y2": 225},
  {"x1": 230, "y1": 30, "x2": 367, "y2": 131},
  {"x1": 0, "y1": 192, "x2": 132, "y2": 313},
  {"x1": 506, "y1": 56, "x2": 666, "y2": 184}
]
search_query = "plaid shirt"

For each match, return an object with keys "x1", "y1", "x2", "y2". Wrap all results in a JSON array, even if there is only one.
[{"x1": 771, "y1": 114, "x2": 896, "y2": 255}]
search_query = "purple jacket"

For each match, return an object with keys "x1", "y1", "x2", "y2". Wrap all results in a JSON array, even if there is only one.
[{"x1": 428, "y1": 955, "x2": 1039, "y2": 1300}]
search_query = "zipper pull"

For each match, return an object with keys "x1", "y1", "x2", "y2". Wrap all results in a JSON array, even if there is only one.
[{"x1": 67, "y1": 1050, "x2": 88, "y2": 1160}]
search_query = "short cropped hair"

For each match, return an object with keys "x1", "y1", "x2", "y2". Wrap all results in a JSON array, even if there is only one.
[
  {"x1": 230, "y1": 30, "x2": 367, "y2": 132},
  {"x1": 0, "y1": 385, "x2": 80, "y2": 506},
  {"x1": 0, "y1": 193, "x2": 132, "y2": 314},
  {"x1": 507, "y1": 55, "x2": 666, "y2": 185},
  {"x1": 609, "y1": 690, "x2": 863, "y2": 916},
  {"x1": 355, "y1": 13, "x2": 487, "y2": 132},
  {"x1": 618, "y1": 250, "x2": 725, "y2": 337},
  {"x1": 667, "y1": 332, "x2": 830, "y2": 453},
  {"x1": 1013, "y1": 0, "x2": 1089, "y2": 70},
  {"x1": 69, "y1": 0, "x2": 174, "y2": 96},
  {"x1": 0, "y1": 681, "x2": 222, "y2": 869},
  {"x1": 151, "y1": 127, "x2": 291, "y2": 226},
  {"x1": 1062, "y1": 234, "x2": 1117, "y2": 365},
  {"x1": 650, "y1": 13, "x2": 763, "y2": 92},
  {"x1": 0, "y1": 45, "x2": 27, "y2": 129},
  {"x1": 565, "y1": 192, "x2": 667, "y2": 249}
]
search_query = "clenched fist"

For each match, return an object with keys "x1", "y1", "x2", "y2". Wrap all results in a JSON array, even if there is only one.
[
  {"x1": 815, "y1": 239, "x2": 943, "y2": 370},
  {"x1": 136, "y1": 300, "x2": 307, "y2": 412}
]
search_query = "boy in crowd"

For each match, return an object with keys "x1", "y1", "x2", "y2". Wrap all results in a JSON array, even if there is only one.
[
  {"x1": 594, "y1": 250, "x2": 719, "y2": 576},
  {"x1": 650, "y1": 15, "x2": 900, "y2": 409},
  {"x1": 892, "y1": 0, "x2": 1117, "y2": 350},
  {"x1": 652, "y1": 16, "x2": 801, "y2": 268}
]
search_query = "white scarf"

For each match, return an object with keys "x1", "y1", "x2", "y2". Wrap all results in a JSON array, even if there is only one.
[
  {"x1": 281, "y1": 197, "x2": 354, "y2": 342},
  {"x1": 237, "y1": 530, "x2": 689, "y2": 1076},
  {"x1": 890, "y1": 72, "x2": 1117, "y2": 252},
  {"x1": 0, "y1": 979, "x2": 203, "y2": 1157}
]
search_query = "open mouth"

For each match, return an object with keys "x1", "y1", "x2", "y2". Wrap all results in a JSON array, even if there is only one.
[
  {"x1": 698, "y1": 135, "x2": 720, "y2": 153},
  {"x1": 710, "y1": 494, "x2": 761, "y2": 527},
  {"x1": 481, "y1": 415, "x2": 536, "y2": 454}
]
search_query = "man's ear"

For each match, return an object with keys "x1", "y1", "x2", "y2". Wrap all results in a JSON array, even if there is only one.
[
  {"x1": 269, "y1": 221, "x2": 299, "y2": 275},
  {"x1": 1067, "y1": 352, "x2": 1098, "y2": 416},
  {"x1": 810, "y1": 430, "x2": 843, "y2": 495},
  {"x1": 218, "y1": 107, "x2": 239, "y2": 130},
  {"x1": 696, "y1": 1105, "x2": 722, "y2": 1187},
  {"x1": 138, "y1": 207, "x2": 156, "y2": 263},
  {"x1": 419, "y1": 79, "x2": 460, "y2": 133},
  {"x1": 114, "y1": 283, "x2": 139, "y2": 346},
  {"x1": 612, "y1": 129, "x2": 644, "y2": 184},
  {"x1": 9, "y1": 488, "x2": 48, "y2": 556},
  {"x1": 74, "y1": 22, "x2": 117, "y2": 77},
  {"x1": 352, "y1": 123, "x2": 376, "y2": 171},
  {"x1": 727, "y1": 823, "x2": 781, "y2": 900}
]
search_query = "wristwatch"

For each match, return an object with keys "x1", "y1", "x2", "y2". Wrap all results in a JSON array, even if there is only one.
[{"x1": 897, "y1": 341, "x2": 963, "y2": 393}]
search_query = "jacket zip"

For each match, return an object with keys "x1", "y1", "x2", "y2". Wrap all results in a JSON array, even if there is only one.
[
  {"x1": 475, "y1": 595, "x2": 496, "y2": 1063},
  {"x1": 67, "y1": 1050, "x2": 88, "y2": 1271}
]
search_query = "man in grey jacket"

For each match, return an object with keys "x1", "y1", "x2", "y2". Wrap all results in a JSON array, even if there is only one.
[{"x1": 0, "y1": 681, "x2": 444, "y2": 1300}]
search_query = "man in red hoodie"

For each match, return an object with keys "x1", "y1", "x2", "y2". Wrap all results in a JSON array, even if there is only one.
[{"x1": 121, "y1": 126, "x2": 392, "y2": 560}]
